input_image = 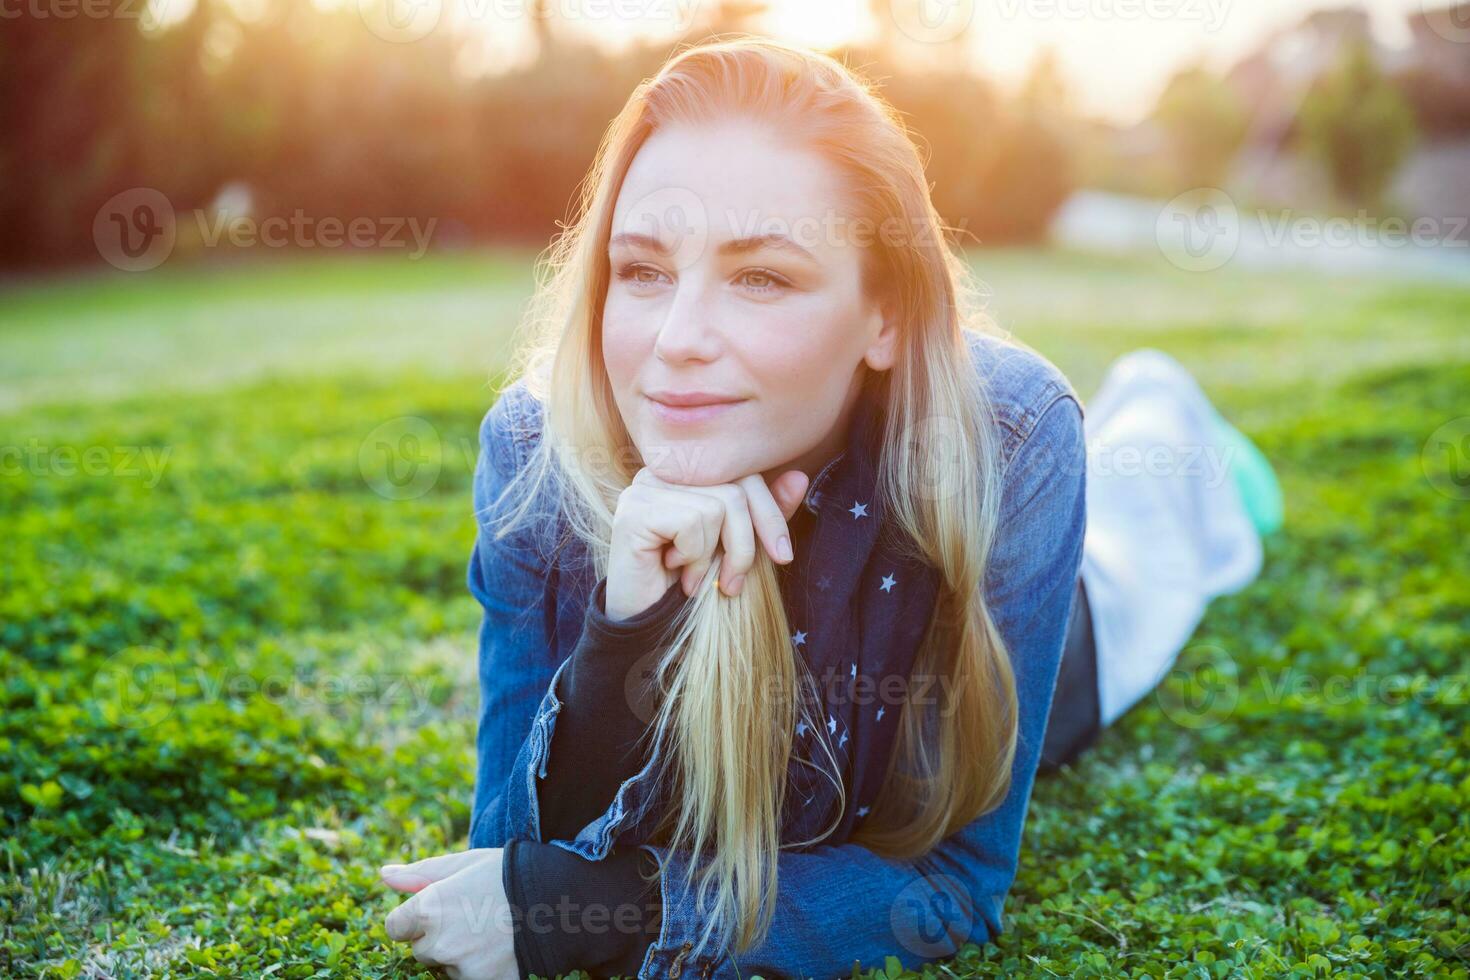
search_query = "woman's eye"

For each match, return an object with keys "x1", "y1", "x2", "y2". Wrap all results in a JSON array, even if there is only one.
[
  {"x1": 617, "y1": 263, "x2": 670, "y2": 288},
  {"x1": 736, "y1": 268, "x2": 791, "y2": 293}
]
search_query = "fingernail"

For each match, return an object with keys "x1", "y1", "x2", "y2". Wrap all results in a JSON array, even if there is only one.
[
  {"x1": 725, "y1": 573, "x2": 745, "y2": 595},
  {"x1": 777, "y1": 536, "x2": 792, "y2": 562},
  {"x1": 380, "y1": 864, "x2": 404, "y2": 875}
]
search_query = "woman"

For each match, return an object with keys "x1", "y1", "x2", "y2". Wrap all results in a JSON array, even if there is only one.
[{"x1": 378, "y1": 37, "x2": 1281, "y2": 980}]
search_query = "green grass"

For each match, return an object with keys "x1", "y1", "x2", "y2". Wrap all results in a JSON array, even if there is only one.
[{"x1": 2, "y1": 248, "x2": 1466, "y2": 978}]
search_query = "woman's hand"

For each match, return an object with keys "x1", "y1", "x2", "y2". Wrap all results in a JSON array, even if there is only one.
[
  {"x1": 381, "y1": 849, "x2": 517, "y2": 980},
  {"x1": 606, "y1": 466, "x2": 811, "y2": 621}
]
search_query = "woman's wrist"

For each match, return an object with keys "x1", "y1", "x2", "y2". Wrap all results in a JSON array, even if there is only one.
[
  {"x1": 592, "y1": 575, "x2": 688, "y2": 635},
  {"x1": 603, "y1": 574, "x2": 681, "y2": 623}
]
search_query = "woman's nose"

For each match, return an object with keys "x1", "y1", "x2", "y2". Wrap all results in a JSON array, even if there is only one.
[{"x1": 653, "y1": 277, "x2": 723, "y2": 363}]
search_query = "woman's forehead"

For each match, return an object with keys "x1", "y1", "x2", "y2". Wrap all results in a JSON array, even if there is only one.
[{"x1": 611, "y1": 122, "x2": 861, "y2": 259}]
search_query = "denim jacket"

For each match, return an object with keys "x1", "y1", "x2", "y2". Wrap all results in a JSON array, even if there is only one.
[{"x1": 467, "y1": 330, "x2": 1088, "y2": 980}]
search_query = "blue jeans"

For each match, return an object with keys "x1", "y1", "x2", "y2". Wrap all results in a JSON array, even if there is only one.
[{"x1": 1039, "y1": 578, "x2": 1100, "y2": 772}]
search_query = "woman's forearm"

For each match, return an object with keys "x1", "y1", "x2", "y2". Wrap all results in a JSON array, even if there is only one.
[
  {"x1": 538, "y1": 573, "x2": 687, "y2": 840},
  {"x1": 502, "y1": 573, "x2": 686, "y2": 977}
]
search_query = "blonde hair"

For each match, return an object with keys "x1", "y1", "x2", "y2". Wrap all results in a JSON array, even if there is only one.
[{"x1": 487, "y1": 35, "x2": 1016, "y2": 961}]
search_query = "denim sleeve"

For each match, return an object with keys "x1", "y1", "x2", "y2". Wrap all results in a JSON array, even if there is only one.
[
  {"x1": 466, "y1": 385, "x2": 672, "y2": 856},
  {"x1": 466, "y1": 385, "x2": 563, "y2": 850},
  {"x1": 535, "y1": 574, "x2": 687, "y2": 842},
  {"x1": 630, "y1": 393, "x2": 1089, "y2": 980}
]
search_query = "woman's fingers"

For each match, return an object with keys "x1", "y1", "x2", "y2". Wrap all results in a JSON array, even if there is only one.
[
  {"x1": 738, "y1": 470, "x2": 807, "y2": 565},
  {"x1": 697, "y1": 485, "x2": 755, "y2": 596},
  {"x1": 620, "y1": 482, "x2": 711, "y2": 577},
  {"x1": 385, "y1": 889, "x2": 430, "y2": 942},
  {"x1": 633, "y1": 486, "x2": 721, "y2": 596},
  {"x1": 649, "y1": 496, "x2": 707, "y2": 570},
  {"x1": 379, "y1": 850, "x2": 491, "y2": 893},
  {"x1": 410, "y1": 934, "x2": 447, "y2": 968},
  {"x1": 382, "y1": 849, "x2": 516, "y2": 980},
  {"x1": 678, "y1": 495, "x2": 725, "y2": 597},
  {"x1": 635, "y1": 471, "x2": 747, "y2": 595},
  {"x1": 763, "y1": 468, "x2": 811, "y2": 523},
  {"x1": 629, "y1": 465, "x2": 810, "y2": 599},
  {"x1": 652, "y1": 481, "x2": 757, "y2": 596}
]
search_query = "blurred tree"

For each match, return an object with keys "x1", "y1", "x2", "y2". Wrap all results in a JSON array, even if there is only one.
[
  {"x1": 1297, "y1": 39, "x2": 1418, "y2": 207},
  {"x1": 531, "y1": 0, "x2": 554, "y2": 60},
  {"x1": 1151, "y1": 64, "x2": 1249, "y2": 190},
  {"x1": 1019, "y1": 46, "x2": 1070, "y2": 120},
  {"x1": 1, "y1": 9, "x2": 1071, "y2": 269},
  {"x1": 205, "y1": 0, "x2": 477, "y2": 239},
  {"x1": 867, "y1": 60, "x2": 1074, "y2": 245},
  {"x1": 879, "y1": 0, "x2": 973, "y2": 71},
  {"x1": 0, "y1": 4, "x2": 153, "y2": 266},
  {"x1": 686, "y1": 0, "x2": 770, "y2": 37}
]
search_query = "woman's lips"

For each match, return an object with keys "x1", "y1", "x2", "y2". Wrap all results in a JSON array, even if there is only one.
[{"x1": 646, "y1": 395, "x2": 747, "y2": 425}]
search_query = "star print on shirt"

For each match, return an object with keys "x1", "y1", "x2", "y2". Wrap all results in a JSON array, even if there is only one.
[
  {"x1": 816, "y1": 573, "x2": 832, "y2": 591},
  {"x1": 792, "y1": 629, "x2": 807, "y2": 647},
  {"x1": 876, "y1": 705, "x2": 886, "y2": 721},
  {"x1": 796, "y1": 720, "x2": 808, "y2": 737},
  {"x1": 856, "y1": 805, "x2": 870, "y2": 818},
  {"x1": 838, "y1": 729, "x2": 849, "y2": 749},
  {"x1": 848, "y1": 501, "x2": 869, "y2": 519},
  {"x1": 880, "y1": 573, "x2": 896, "y2": 593},
  {"x1": 827, "y1": 714, "x2": 837, "y2": 734}
]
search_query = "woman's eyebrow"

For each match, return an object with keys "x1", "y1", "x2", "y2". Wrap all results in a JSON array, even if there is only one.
[
  {"x1": 608, "y1": 230, "x2": 821, "y2": 266},
  {"x1": 718, "y1": 232, "x2": 820, "y2": 266},
  {"x1": 608, "y1": 231, "x2": 670, "y2": 254}
]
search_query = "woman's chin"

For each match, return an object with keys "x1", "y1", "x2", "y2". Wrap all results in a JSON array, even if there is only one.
[{"x1": 635, "y1": 440, "x2": 754, "y2": 488}]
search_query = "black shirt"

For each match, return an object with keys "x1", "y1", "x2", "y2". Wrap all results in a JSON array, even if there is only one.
[{"x1": 502, "y1": 501, "x2": 821, "y2": 978}]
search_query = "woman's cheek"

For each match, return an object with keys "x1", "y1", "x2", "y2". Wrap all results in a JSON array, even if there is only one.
[
  {"x1": 600, "y1": 302, "x2": 651, "y2": 387},
  {"x1": 749, "y1": 304, "x2": 848, "y2": 381}
]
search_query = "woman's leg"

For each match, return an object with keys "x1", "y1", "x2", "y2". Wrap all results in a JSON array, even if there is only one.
[
  {"x1": 1083, "y1": 348, "x2": 1281, "y2": 728},
  {"x1": 1039, "y1": 577, "x2": 1102, "y2": 772},
  {"x1": 1040, "y1": 349, "x2": 1283, "y2": 763}
]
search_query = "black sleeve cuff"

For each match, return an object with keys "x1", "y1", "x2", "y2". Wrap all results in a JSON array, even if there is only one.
[
  {"x1": 503, "y1": 837, "x2": 550, "y2": 980},
  {"x1": 583, "y1": 575, "x2": 689, "y2": 644},
  {"x1": 556, "y1": 575, "x2": 688, "y2": 730},
  {"x1": 504, "y1": 837, "x2": 663, "y2": 979},
  {"x1": 535, "y1": 575, "x2": 687, "y2": 846}
]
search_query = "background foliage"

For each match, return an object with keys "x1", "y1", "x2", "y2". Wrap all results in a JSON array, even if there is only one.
[
  {"x1": 0, "y1": 0, "x2": 1075, "y2": 270},
  {"x1": 2, "y1": 248, "x2": 1466, "y2": 977}
]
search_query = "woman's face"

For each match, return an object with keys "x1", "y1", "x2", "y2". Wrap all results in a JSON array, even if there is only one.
[{"x1": 602, "y1": 119, "x2": 897, "y2": 487}]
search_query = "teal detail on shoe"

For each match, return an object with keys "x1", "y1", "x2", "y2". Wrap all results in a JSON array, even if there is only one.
[{"x1": 1209, "y1": 414, "x2": 1284, "y2": 537}]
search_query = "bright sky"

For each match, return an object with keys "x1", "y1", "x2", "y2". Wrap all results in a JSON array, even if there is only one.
[{"x1": 451, "y1": 0, "x2": 1436, "y2": 123}]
